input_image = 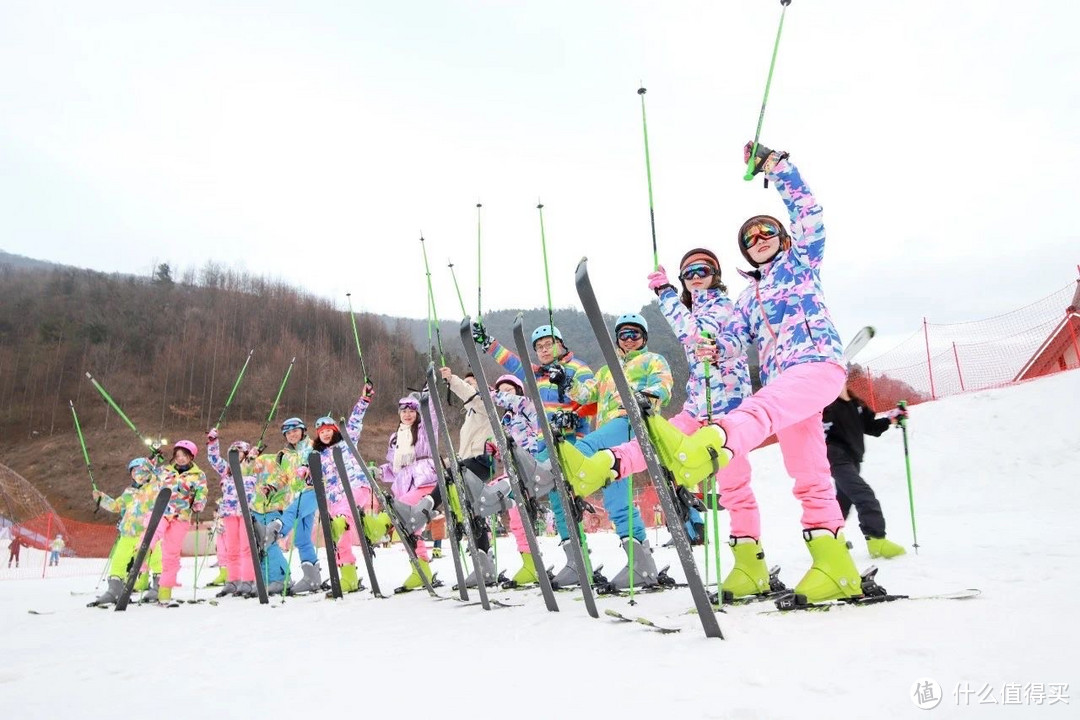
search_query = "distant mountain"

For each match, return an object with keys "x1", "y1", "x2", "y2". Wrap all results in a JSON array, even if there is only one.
[{"x1": 0, "y1": 249, "x2": 69, "y2": 272}]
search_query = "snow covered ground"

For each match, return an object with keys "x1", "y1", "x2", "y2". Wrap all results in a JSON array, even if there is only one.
[{"x1": 3, "y1": 371, "x2": 1078, "y2": 719}]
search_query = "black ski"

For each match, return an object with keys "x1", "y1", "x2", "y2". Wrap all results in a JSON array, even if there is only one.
[
  {"x1": 307, "y1": 452, "x2": 343, "y2": 599},
  {"x1": 422, "y1": 367, "x2": 489, "y2": 607},
  {"x1": 509, "y1": 315, "x2": 599, "y2": 620},
  {"x1": 337, "y1": 426, "x2": 441, "y2": 598},
  {"x1": 574, "y1": 258, "x2": 723, "y2": 639},
  {"x1": 458, "y1": 316, "x2": 560, "y2": 613},
  {"x1": 227, "y1": 448, "x2": 269, "y2": 604},
  {"x1": 331, "y1": 446, "x2": 383, "y2": 598},
  {"x1": 114, "y1": 487, "x2": 171, "y2": 612}
]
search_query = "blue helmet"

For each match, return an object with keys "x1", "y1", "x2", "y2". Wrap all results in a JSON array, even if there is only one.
[
  {"x1": 615, "y1": 313, "x2": 648, "y2": 341},
  {"x1": 127, "y1": 458, "x2": 146, "y2": 472},
  {"x1": 530, "y1": 324, "x2": 563, "y2": 347},
  {"x1": 281, "y1": 417, "x2": 306, "y2": 435}
]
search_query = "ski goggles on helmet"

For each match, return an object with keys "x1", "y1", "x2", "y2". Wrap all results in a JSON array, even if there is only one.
[
  {"x1": 679, "y1": 263, "x2": 716, "y2": 281},
  {"x1": 740, "y1": 219, "x2": 783, "y2": 249},
  {"x1": 281, "y1": 417, "x2": 306, "y2": 434},
  {"x1": 314, "y1": 416, "x2": 338, "y2": 431},
  {"x1": 398, "y1": 402, "x2": 419, "y2": 412},
  {"x1": 617, "y1": 327, "x2": 644, "y2": 341}
]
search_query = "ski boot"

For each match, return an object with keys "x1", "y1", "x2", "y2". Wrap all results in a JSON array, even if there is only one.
[
  {"x1": 88, "y1": 576, "x2": 125, "y2": 607},
  {"x1": 289, "y1": 562, "x2": 321, "y2": 594},
  {"x1": 457, "y1": 549, "x2": 496, "y2": 589},
  {"x1": 363, "y1": 512, "x2": 392, "y2": 546},
  {"x1": 793, "y1": 529, "x2": 863, "y2": 603},
  {"x1": 462, "y1": 466, "x2": 513, "y2": 516},
  {"x1": 157, "y1": 586, "x2": 178, "y2": 607},
  {"x1": 650, "y1": 416, "x2": 733, "y2": 489},
  {"x1": 265, "y1": 579, "x2": 285, "y2": 595},
  {"x1": 339, "y1": 563, "x2": 362, "y2": 593},
  {"x1": 866, "y1": 536, "x2": 907, "y2": 559},
  {"x1": 558, "y1": 444, "x2": 618, "y2": 498},
  {"x1": 139, "y1": 574, "x2": 161, "y2": 603},
  {"x1": 134, "y1": 571, "x2": 151, "y2": 593},
  {"x1": 397, "y1": 559, "x2": 433, "y2": 592},
  {"x1": 551, "y1": 540, "x2": 582, "y2": 588},
  {"x1": 392, "y1": 496, "x2": 435, "y2": 535},
  {"x1": 206, "y1": 566, "x2": 228, "y2": 587},
  {"x1": 608, "y1": 538, "x2": 660, "y2": 591},
  {"x1": 722, "y1": 537, "x2": 771, "y2": 599},
  {"x1": 237, "y1": 581, "x2": 257, "y2": 598},
  {"x1": 432, "y1": 546, "x2": 444, "y2": 559},
  {"x1": 504, "y1": 552, "x2": 539, "y2": 587},
  {"x1": 215, "y1": 580, "x2": 239, "y2": 598}
]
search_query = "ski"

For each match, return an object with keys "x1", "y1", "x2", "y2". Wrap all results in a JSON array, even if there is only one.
[
  {"x1": 227, "y1": 448, "x2": 269, "y2": 604},
  {"x1": 331, "y1": 446, "x2": 383, "y2": 598},
  {"x1": 574, "y1": 258, "x2": 724, "y2": 639},
  {"x1": 337, "y1": 425, "x2": 442, "y2": 598},
  {"x1": 458, "y1": 316, "x2": 560, "y2": 613},
  {"x1": 424, "y1": 364, "x2": 498, "y2": 609},
  {"x1": 604, "y1": 608, "x2": 681, "y2": 634},
  {"x1": 114, "y1": 487, "x2": 171, "y2": 612},
  {"x1": 417, "y1": 387, "x2": 471, "y2": 602},
  {"x1": 766, "y1": 567, "x2": 979, "y2": 613},
  {"x1": 844, "y1": 326, "x2": 876, "y2": 361},
  {"x1": 711, "y1": 565, "x2": 788, "y2": 606},
  {"x1": 510, "y1": 314, "x2": 599, "y2": 620},
  {"x1": 28, "y1": 610, "x2": 55, "y2": 615},
  {"x1": 306, "y1": 452, "x2": 343, "y2": 599}
]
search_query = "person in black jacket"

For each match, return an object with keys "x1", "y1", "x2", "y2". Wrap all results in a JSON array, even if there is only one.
[{"x1": 822, "y1": 383, "x2": 907, "y2": 559}]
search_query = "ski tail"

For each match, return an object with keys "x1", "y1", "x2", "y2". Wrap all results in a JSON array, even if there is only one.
[
  {"x1": 228, "y1": 449, "x2": 269, "y2": 604},
  {"x1": 332, "y1": 446, "x2": 382, "y2": 598},
  {"x1": 114, "y1": 487, "x2": 171, "y2": 612},
  {"x1": 308, "y1": 453, "x2": 343, "y2": 599}
]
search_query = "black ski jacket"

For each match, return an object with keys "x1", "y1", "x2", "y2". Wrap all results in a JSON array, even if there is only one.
[{"x1": 822, "y1": 395, "x2": 891, "y2": 465}]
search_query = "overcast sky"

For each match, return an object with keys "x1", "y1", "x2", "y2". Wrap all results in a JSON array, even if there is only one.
[{"x1": 1, "y1": 1, "x2": 1076, "y2": 359}]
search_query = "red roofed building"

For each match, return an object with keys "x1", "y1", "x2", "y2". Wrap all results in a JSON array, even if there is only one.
[{"x1": 1013, "y1": 281, "x2": 1080, "y2": 381}]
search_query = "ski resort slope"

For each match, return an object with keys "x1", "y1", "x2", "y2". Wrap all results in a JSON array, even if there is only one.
[{"x1": 2, "y1": 371, "x2": 1078, "y2": 719}]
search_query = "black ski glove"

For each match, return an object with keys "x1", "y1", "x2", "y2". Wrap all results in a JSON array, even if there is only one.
[{"x1": 472, "y1": 322, "x2": 493, "y2": 351}]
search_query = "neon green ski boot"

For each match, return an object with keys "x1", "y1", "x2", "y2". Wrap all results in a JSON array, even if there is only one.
[
  {"x1": 363, "y1": 512, "x2": 392, "y2": 546},
  {"x1": 205, "y1": 566, "x2": 228, "y2": 587},
  {"x1": 722, "y1": 537, "x2": 771, "y2": 598},
  {"x1": 511, "y1": 552, "x2": 539, "y2": 586},
  {"x1": 558, "y1": 443, "x2": 618, "y2": 497},
  {"x1": 134, "y1": 571, "x2": 151, "y2": 592},
  {"x1": 401, "y1": 559, "x2": 432, "y2": 591},
  {"x1": 650, "y1": 416, "x2": 733, "y2": 489},
  {"x1": 339, "y1": 563, "x2": 361, "y2": 593},
  {"x1": 867, "y1": 536, "x2": 907, "y2": 559},
  {"x1": 794, "y1": 529, "x2": 863, "y2": 603}
]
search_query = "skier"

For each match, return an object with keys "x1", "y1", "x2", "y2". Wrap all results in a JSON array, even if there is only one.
[
  {"x1": 153, "y1": 440, "x2": 208, "y2": 604},
  {"x1": 272, "y1": 417, "x2": 321, "y2": 594},
  {"x1": 7, "y1": 534, "x2": 22, "y2": 568},
  {"x1": 90, "y1": 458, "x2": 165, "y2": 605},
  {"x1": 473, "y1": 322, "x2": 595, "y2": 587},
  {"x1": 565, "y1": 313, "x2": 673, "y2": 590},
  {"x1": 378, "y1": 394, "x2": 440, "y2": 591},
  {"x1": 206, "y1": 431, "x2": 257, "y2": 598},
  {"x1": 309, "y1": 382, "x2": 384, "y2": 594},
  {"x1": 564, "y1": 142, "x2": 865, "y2": 604},
  {"x1": 48, "y1": 535, "x2": 64, "y2": 566},
  {"x1": 823, "y1": 380, "x2": 908, "y2": 559}
]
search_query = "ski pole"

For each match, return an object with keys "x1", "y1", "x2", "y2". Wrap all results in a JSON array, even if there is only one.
[
  {"x1": 256, "y1": 357, "x2": 296, "y2": 451},
  {"x1": 637, "y1": 86, "x2": 660, "y2": 270},
  {"x1": 213, "y1": 348, "x2": 254, "y2": 431},
  {"x1": 192, "y1": 511, "x2": 201, "y2": 603},
  {"x1": 70, "y1": 400, "x2": 101, "y2": 514},
  {"x1": 421, "y1": 236, "x2": 452, "y2": 404},
  {"x1": 898, "y1": 400, "x2": 920, "y2": 553},
  {"x1": 700, "y1": 332, "x2": 722, "y2": 592},
  {"x1": 94, "y1": 534, "x2": 120, "y2": 592},
  {"x1": 85, "y1": 372, "x2": 166, "y2": 459},
  {"x1": 345, "y1": 293, "x2": 370, "y2": 382},
  {"x1": 744, "y1": 0, "x2": 792, "y2": 182},
  {"x1": 476, "y1": 201, "x2": 484, "y2": 323},
  {"x1": 537, "y1": 202, "x2": 557, "y2": 336},
  {"x1": 448, "y1": 260, "x2": 469, "y2": 317}
]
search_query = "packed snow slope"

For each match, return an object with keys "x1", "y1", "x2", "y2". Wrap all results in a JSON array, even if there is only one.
[{"x1": 3, "y1": 371, "x2": 1078, "y2": 719}]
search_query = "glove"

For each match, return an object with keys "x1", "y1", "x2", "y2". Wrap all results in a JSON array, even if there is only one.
[
  {"x1": 148, "y1": 442, "x2": 164, "y2": 461},
  {"x1": 647, "y1": 266, "x2": 675, "y2": 295},
  {"x1": 743, "y1": 140, "x2": 789, "y2": 177},
  {"x1": 265, "y1": 518, "x2": 283, "y2": 546},
  {"x1": 92, "y1": 489, "x2": 103, "y2": 502},
  {"x1": 472, "y1": 321, "x2": 493, "y2": 351},
  {"x1": 362, "y1": 381, "x2": 375, "y2": 401},
  {"x1": 206, "y1": 428, "x2": 218, "y2": 442},
  {"x1": 694, "y1": 335, "x2": 719, "y2": 364},
  {"x1": 439, "y1": 366, "x2": 453, "y2": 381},
  {"x1": 546, "y1": 363, "x2": 567, "y2": 388},
  {"x1": 253, "y1": 442, "x2": 266, "y2": 456},
  {"x1": 297, "y1": 466, "x2": 312, "y2": 486},
  {"x1": 550, "y1": 409, "x2": 578, "y2": 432}
]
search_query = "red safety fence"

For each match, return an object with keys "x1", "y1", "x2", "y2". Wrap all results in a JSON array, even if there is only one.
[{"x1": 850, "y1": 275, "x2": 1080, "y2": 412}]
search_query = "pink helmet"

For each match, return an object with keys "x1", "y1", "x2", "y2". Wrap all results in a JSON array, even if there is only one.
[
  {"x1": 494, "y1": 374, "x2": 524, "y2": 395},
  {"x1": 173, "y1": 440, "x2": 198, "y2": 459}
]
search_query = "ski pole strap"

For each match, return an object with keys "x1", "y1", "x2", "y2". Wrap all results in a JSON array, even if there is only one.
[
  {"x1": 215, "y1": 348, "x2": 254, "y2": 430},
  {"x1": 744, "y1": 1, "x2": 790, "y2": 181}
]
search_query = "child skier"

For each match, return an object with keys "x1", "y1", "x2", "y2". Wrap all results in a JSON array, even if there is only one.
[
  {"x1": 565, "y1": 142, "x2": 864, "y2": 604},
  {"x1": 153, "y1": 440, "x2": 208, "y2": 604},
  {"x1": 273, "y1": 417, "x2": 320, "y2": 593},
  {"x1": 206, "y1": 431, "x2": 257, "y2": 598},
  {"x1": 823, "y1": 380, "x2": 908, "y2": 559},
  {"x1": 48, "y1": 535, "x2": 64, "y2": 566}
]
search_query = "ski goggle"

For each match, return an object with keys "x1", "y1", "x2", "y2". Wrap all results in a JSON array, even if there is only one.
[
  {"x1": 617, "y1": 328, "x2": 644, "y2": 341},
  {"x1": 679, "y1": 263, "x2": 716, "y2": 281},
  {"x1": 314, "y1": 417, "x2": 337, "y2": 431},
  {"x1": 398, "y1": 403, "x2": 418, "y2": 411},
  {"x1": 741, "y1": 219, "x2": 783, "y2": 249}
]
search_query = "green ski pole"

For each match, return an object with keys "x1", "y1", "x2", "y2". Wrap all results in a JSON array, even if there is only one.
[
  {"x1": 85, "y1": 372, "x2": 166, "y2": 459},
  {"x1": 448, "y1": 260, "x2": 469, "y2": 317},
  {"x1": 637, "y1": 86, "x2": 661, "y2": 270},
  {"x1": 744, "y1": 0, "x2": 792, "y2": 182},
  {"x1": 255, "y1": 357, "x2": 296, "y2": 452},
  {"x1": 70, "y1": 400, "x2": 101, "y2": 513},
  {"x1": 213, "y1": 348, "x2": 254, "y2": 431},
  {"x1": 345, "y1": 293, "x2": 370, "y2": 382},
  {"x1": 701, "y1": 333, "x2": 722, "y2": 593},
  {"x1": 476, "y1": 201, "x2": 484, "y2": 324},
  {"x1": 897, "y1": 400, "x2": 920, "y2": 554}
]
